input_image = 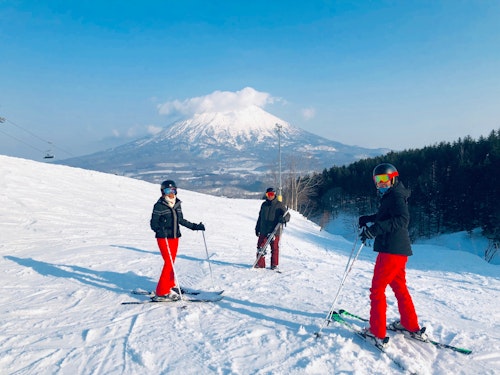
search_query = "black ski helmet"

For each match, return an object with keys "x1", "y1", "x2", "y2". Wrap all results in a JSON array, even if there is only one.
[
  {"x1": 266, "y1": 187, "x2": 276, "y2": 193},
  {"x1": 372, "y1": 163, "x2": 399, "y2": 184},
  {"x1": 161, "y1": 180, "x2": 177, "y2": 190}
]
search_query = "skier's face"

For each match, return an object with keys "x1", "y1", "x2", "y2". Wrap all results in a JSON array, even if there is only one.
[
  {"x1": 266, "y1": 191, "x2": 276, "y2": 200},
  {"x1": 163, "y1": 187, "x2": 177, "y2": 198},
  {"x1": 373, "y1": 174, "x2": 392, "y2": 189}
]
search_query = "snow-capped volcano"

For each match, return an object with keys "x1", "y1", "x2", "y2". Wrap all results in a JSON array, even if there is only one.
[
  {"x1": 59, "y1": 106, "x2": 389, "y2": 197},
  {"x1": 140, "y1": 105, "x2": 299, "y2": 149}
]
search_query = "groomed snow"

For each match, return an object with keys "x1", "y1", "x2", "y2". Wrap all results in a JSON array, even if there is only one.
[{"x1": 1, "y1": 155, "x2": 498, "y2": 375}]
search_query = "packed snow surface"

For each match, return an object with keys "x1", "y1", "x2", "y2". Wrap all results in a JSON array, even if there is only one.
[{"x1": 1, "y1": 155, "x2": 498, "y2": 375}]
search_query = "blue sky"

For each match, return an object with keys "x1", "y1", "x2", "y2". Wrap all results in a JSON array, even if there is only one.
[{"x1": 1, "y1": 1, "x2": 499, "y2": 160}]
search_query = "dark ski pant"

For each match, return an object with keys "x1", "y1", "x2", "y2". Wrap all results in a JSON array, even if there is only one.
[
  {"x1": 256, "y1": 234, "x2": 280, "y2": 268},
  {"x1": 156, "y1": 237, "x2": 179, "y2": 296},
  {"x1": 369, "y1": 252, "x2": 420, "y2": 338}
]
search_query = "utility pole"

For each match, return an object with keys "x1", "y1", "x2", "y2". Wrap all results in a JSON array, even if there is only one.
[{"x1": 275, "y1": 123, "x2": 283, "y2": 202}]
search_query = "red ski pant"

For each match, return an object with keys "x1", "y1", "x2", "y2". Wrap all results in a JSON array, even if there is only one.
[
  {"x1": 156, "y1": 237, "x2": 179, "y2": 296},
  {"x1": 369, "y1": 252, "x2": 419, "y2": 338},
  {"x1": 256, "y1": 234, "x2": 280, "y2": 268}
]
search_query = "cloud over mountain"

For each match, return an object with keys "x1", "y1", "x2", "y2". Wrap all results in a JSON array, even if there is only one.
[{"x1": 157, "y1": 87, "x2": 282, "y2": 118}]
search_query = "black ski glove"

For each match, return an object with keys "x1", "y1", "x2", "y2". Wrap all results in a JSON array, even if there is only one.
[
  {"x1": 358, "y1": 215, "x2": 372, "y2": 228},
  {"x1": 195, "y1": 222, "x2": 205, "y2": 231},
  {"x1": 360, "y1": 227, "x2": 375, "y2": 244},
  {"x1": 255, "y1": 229, "x2": 260, "y2": 237},
  {"x1": 279, "y1": 216, "x2": 287, "y2": 223}
]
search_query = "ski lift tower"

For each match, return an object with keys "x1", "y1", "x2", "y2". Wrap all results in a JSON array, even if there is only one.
[{"x1": 275, "y1": 123, "x2": 283, "y2": 202}]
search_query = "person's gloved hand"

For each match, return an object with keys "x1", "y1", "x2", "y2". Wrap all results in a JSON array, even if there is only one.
[
  {"x1": 195, "y1": 222, "x2": 205, "y2": 231},
  {"x1": 360, "y1": 227, "x2": 375, "y2": 244},
  {"x1": 358, "y1": 215, "x2": 372, "y2": 228},
  {"x1": 255, "y1": 229, "x2": 260, "y2": 237},
  {"x1": 279, "y1": 216, "x2": 287, "y2": 223}
]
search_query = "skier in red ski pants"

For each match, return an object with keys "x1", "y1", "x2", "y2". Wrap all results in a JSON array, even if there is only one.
[
  {"x1": 150, "y1": 180, "x2": 205, "y2": 301},
  {"x1": 254, "y1": 187, "x2": 290, "y2": 270},
  {"x1": 359, "y1": 163, "x2": 422, "y2": 343}
]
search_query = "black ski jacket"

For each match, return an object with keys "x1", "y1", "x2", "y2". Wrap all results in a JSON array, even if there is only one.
[
  {"x1": 255, "y1": 198, "x2": 290, "y2": 236},
  {"x1": 150, "y1": 197, "x2": 198, "y2": 239},
  {"x1": 364, "y1": 181, "x2": 413, "y2": 256}
]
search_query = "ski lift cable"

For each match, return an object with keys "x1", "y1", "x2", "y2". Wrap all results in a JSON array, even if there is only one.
[
  {"x1": 1, "y1": 116, "x2": 75, "y2": 157},
  {"x1": 3, "y1": 117, "x2": 48, "y2": 143},
  {"x1": 0, "y1": 127, "x2": 46, "y2": 153}
]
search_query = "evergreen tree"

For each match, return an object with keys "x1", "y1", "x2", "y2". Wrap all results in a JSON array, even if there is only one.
[{"x1": 298, "y1": 130, "x2": 500, "y2": 260}]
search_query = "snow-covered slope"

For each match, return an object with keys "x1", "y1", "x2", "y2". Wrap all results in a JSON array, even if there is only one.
[
  {"x1": 58, "y1": 106, "x2": 389, "y2": 197},
  {"x1": 1, "y1": 155, "x2": 498, "y2": 374}
]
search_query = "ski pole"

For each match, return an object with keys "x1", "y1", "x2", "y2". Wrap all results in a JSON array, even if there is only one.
[
  {"x1": 201, "y1": 231, "x2": 216, "y2": 290},
  {"x1": 315, "y1": 238, "x2": 365, "y2": 338},
  {"x1": 165, "y1": 239, "x2": 183, "y2": 302},
  {"x1": 251, "y1": 230, "x2": 276, "y2": 269}
]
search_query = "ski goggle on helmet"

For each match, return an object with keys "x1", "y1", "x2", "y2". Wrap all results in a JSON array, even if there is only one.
[
  {"x1": 372, "y1": 163, "x2": 399, "y2": 186},
  {"x1": 266, "y1": 191, "x2": 276, "y2": 198},
  {"x1": 265, "y1": 187, "x2": 276, "y2": 199},
  {"x1": 163, "y1": 187, "x2": 177, "y2": 195}
]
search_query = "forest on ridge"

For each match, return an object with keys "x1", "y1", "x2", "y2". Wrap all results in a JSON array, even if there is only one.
[{"x1": 295, "y1": 129, "x2": 500, "y2": 262}]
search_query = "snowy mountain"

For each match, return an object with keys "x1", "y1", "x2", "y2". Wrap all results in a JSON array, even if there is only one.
[
  {"x1": 58, "y1": 106, "x2": 389, "y2": 197},
  {"x1": 1, "y1": 154, "x2": 498, "y2": 375}
]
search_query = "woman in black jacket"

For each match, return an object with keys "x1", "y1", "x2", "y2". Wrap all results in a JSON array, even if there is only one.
[
  {"x1": 358, "y1": 163, "x2": 425, "y2": 347},
  {"x1": 150, "y1": 180, "x2": 205, "y2": 301}
]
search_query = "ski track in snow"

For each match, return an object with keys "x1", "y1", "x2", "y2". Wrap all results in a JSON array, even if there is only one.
[{"x1": 1, "y1": 155, "x2": 499, "y2": 375}]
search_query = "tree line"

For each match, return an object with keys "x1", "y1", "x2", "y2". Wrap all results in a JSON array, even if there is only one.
[{"x1": 290, "y1": 129, "x2": 500, "y2": 260}]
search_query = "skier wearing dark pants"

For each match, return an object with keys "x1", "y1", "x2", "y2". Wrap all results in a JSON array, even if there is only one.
[
  {"x1": 255, "y1": 187, "x2": 290, "y2": 270},
  {"x1": 150, "y1": 180, "x2": 205, "y2": 301},
  {"x1": 358, "y1": 163, "x2": 422, "y2": 345}
]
